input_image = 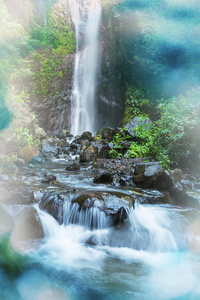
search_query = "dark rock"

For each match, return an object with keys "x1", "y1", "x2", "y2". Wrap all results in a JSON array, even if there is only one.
[
  {"x1": 11, "y1": 206, "x2": 44, "y2": 244},
  {"x1": 41, "y1": 174, "x2": 57, "y2": 184},
  {"x1": 70, "y1": 142, "x2": 79, "y2": 150},
  {"x1": 73, "y1": 135, "x2": 82, "y2": 144},
  {"x1": 81, "y1": 131, "x2": 93, "y2": 140},
  {"x1": 72, "y1": 190, "x2": 134, "y2": 221},
  {"x1": 98, "y1": 145, "x2": 111, "y2": 159},
  {"x1": 39, "y1": 193, "x2": 66, "y2": 224},
  {"x1": 134, "y1": 163, "x2": 145, "y2": 175},
  {"x1": 150, "y1": 171, "x2": 173, "y2": 190},
  {"x1": 132, "y1": 173, "x2": 144, "y2": 184},
  {"x1": 114, "y1": 207, "x2": 128, "y2": 225},
  {"x1": 93, "y1": 172, "x2": 113, "y2": 184},
  {"x1": 119, "y1": 175, "x2": 133, "y2": 186},
  {"x1": 80, "y1": 143, "x2": 98, "y2": 162},
  {"x1": 65, "y1": 163, "x2": 80, "y2": 171},
  {"x1": 125, "y1": 116, "x2": 151, "y2": 138},
  {"x1": 101, "y1": 127, "x2": 116, "y2": 142}
]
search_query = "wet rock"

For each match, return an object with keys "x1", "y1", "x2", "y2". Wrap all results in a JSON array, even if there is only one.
[
  {"x1": 144, "y1": 163, "x2": 163, "y2": 177},
  {"x1": 81, "y1": 131, "x2": 93, "y2": 141},
  {"x1": 65, "y1": 163, "x2": 80, "y2": 171},
  {"x1": 34, "y1": 190, "x2": 45, "y2": 203},
  {"x1": 98, "y1": 144, "x2": 111, "y2": 159},
  {"x1": 114, "y1": 207, "x2": 127, "y2": 225},
  {"x1": 93, "y1": 172, "x2": 113, "y2": 184},
  {"x1": 132, "y1": 173, "x2": 144, "y2": 184},
  {"x1": 41, "y1": 140, "x2": 58, "y2": 157},
  {"x1": 80, "y1": 143, "x2": 98, "y2": 162},
  {"x1": 39, "y1": 193, "x2": 66, "y2": 224},
  {"x1": 41, "y1": 174, "x2": 57, "y2": 184},
  {"x1": 11, "y1": 206, "x2": 44, "y2": 244},
  {"x1": 72, "y1": 190, "x2": 134, "y2": 222},
  {"x1": 101, "y1": 127, "x2": 116, "y2": 142},
  {"x1": 169, "y1": 187, "x2": 200, "y2": 209},
  {"x1": 125, "y1": 116, "x2": 151, "y2": 138},
  {"x1": 134, "y1": 163, "x2": 145, "y2": 175},
  {"x1": 20, "y1": 167, "x2": 36, "y2": 176},
  {"x1": 181, "y1": 179, "x2": 193, "y2": 190},
  {"x1": 119, "y1": 176, "x2": 133, "y2": 186},
  {"x1": 70, "y1": 142, "x2": 80, "y2": 150},
  {"x1": 150, "y1": 170, "x2": 173, "y2": 190}
]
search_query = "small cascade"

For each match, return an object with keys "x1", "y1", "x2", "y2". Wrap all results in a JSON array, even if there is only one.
[
  {"x1": 63, "y1": 201, "x2": 112, "y2": 230},
  {"x1": 126, "y1": 202, "x2": 187, "y2": 252},
  {"x1": 69, "y1": 0, "x2": 102, "y2": 135}
]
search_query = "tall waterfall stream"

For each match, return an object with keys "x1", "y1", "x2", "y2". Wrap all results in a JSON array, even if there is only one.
[{"x1": 69, "y1": 0, "x2": 101, "y2": 136}]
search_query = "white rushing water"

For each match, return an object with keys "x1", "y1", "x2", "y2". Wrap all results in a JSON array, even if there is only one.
[
  {"x1": 33, "y1": 201, "x2": 200, "y2": 299},
  {"x1": 69, "y1": 0, "x2": 102, "y2": 136}
]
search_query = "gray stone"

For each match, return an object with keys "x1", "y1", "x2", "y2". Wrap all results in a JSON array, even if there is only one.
[
  {"x1": 11, "y1": 206, "x2": 44, "y2": 243},
  {"x1": 125, "y1": 116, "x2": 151, "y2": 138}
]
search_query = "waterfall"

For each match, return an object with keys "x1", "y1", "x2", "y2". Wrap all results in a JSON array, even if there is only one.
[
  {"x1": 69, "y1": 0, "x2": 102, "y2": 136},
  {"x1": 63, "y1": 201, "x2": 112, "y2": 229}
]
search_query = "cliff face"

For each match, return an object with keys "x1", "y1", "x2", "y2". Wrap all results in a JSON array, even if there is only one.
[{"x1": 96, "y1": 3, "x2": 126, "y2": 130}]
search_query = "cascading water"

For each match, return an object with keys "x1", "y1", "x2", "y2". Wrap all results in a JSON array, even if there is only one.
[
  {"x1": 69, "y1": 0, "x2": 102, "y2": 136},
  {"x1": 34, "y1": 200, "x2": 200, "y2": 299}
]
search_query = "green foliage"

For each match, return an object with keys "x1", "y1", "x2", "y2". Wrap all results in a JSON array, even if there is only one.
[
  {"x1": 123, "y1": 86, "x2": 159, "y2": 124},
  {"x1": 110, "y1": 88, "x2": 200, "y2": 167},
  {"x1": 15, "y1": 127, "x2": 34, "y2": 147},
  {"x1": 0, "y1": 235, "x2": 28, "y2": 278},
  {"x1": 109, "y1": 129, "x2": 131, "y2": 158}
]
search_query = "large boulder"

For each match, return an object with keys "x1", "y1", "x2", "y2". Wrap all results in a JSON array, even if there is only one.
[
  {"x1": 125, "y1": 116, "x2": 151, "y2": 138},
  {"x1": 71, "y1": 190, "x2": 135, "y2": 224},
  {"x1": 80, "y1": 143, "x2": 98, "y2": 162},
  {"x1": 11, "y1": 206, "x2": 44, "y2": 249},
  {"x1": 132, "y1": 162, "x2": 173, "y2": 190},
  {"x1": 41, "y1": 140, "x2": 58, "y2": 157},
  {"x1": 93, "y1": 172, "x2": 114, "y2": 184},
  {"x1": 39, "y1": 193, "x2": 67, "y2": 224}
]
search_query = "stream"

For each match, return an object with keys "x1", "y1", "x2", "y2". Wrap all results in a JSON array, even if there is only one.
[{"x1": 1, "y1": 156, "x2": 200, "y2": 300}]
